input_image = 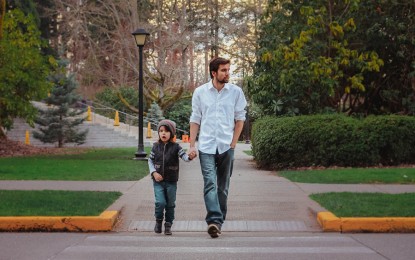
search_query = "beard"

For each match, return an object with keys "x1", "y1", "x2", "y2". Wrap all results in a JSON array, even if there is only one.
[{"x1": 217, "y1": 77, "x2": 229, "y2": 84}]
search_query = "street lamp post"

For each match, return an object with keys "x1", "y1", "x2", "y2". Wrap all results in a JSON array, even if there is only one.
[{"x1": 132, "y1": 28, "x2": 149, "y2": 159}]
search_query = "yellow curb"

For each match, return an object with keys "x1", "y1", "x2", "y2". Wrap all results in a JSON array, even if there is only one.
[
  {"x1": 317, "y1": 211, "x2": 415, "y2": 233},
  {"x1": 0, "y1": 211, "x2": 119, "y2": 232},
  {"x1": 317, "y1": 212, "x2": 341, "y2": 231}
]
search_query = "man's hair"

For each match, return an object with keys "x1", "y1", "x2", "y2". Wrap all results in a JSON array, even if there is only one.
[{"x1": 209, "y1": 57, "x2": 230, "y2": 79}]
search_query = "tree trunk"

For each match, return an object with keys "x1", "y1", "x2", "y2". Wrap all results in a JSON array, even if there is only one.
[{"x1": 0, "y1": 125, "x2": 7, "y2": 139}]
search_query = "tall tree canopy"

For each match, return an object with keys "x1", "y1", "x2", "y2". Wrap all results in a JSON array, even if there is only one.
[
  {"x1": 0, "y1": 8, "x2": 53, "y2": 138},
  {"x1": 40, "y1": 0, "x2": 265, "y2": 112},
  {"x1": 250, "y1": 0, "x2": 415, "y2": 116}
]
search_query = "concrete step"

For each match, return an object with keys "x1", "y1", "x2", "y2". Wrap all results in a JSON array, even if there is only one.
[{"x1": 6, "y1": 117, "x2": 159, "y2": 148}]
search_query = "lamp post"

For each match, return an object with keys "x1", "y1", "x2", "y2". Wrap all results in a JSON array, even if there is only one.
[{"x1": 132, "y1": 28, "x2": 149, "y2": 159}]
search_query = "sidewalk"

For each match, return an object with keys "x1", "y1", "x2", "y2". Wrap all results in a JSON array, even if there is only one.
[
  {"x1": 1, "y1": 142, "x2": 415, "y2": 233},
  {"x1": 118, "y1": 142, "x2": 325, "y2": 232}
]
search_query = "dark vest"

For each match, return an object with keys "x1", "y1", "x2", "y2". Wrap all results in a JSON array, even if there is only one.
[{"x1": 152, "y1": 142, "x2": 180, "y2": 182}]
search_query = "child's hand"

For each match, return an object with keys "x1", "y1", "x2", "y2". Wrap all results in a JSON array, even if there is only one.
[{"x1": 153, "y1": 172, "x2": 163, "y2": 182}]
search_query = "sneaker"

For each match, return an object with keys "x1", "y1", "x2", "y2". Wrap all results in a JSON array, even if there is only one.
[
  {"x1": 207, "y1": 223, "x2": 221, "y2": 238},
  {"x1": 164, "y1": 222, "x2": 172, "y2": 235},
  {"x1": 154, "y1": 219, "x2": 162, "y2": 234}
]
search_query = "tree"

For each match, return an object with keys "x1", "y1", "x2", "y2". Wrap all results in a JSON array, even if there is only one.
[
  {"x1": 250, "y1": 0, "x2": 414, "y2": 116},
  {"x1": 145, "y1": 102, "x2": 164, "y2": 127},
  {"x1": 33, "y1": 60, "x2": 88, "y2": 148},
  {"x1": 356, "y1": 1, "x2": 415, "y2": 115},
  {"x1": 0, "y1": 8, "x2": 53, "y2": 138},
  {"x1": 41, "y1": 0, "x2": 265, "y2": 113}
]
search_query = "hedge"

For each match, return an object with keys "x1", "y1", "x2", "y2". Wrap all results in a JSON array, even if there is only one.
[{"x1": 251, "y1": 114, "x2": 415, "y2": 170}]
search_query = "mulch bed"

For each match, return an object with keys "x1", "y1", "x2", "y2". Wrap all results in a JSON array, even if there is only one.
[{"x1": 0, "y1": 138, "x2": 87, "y2": 158}]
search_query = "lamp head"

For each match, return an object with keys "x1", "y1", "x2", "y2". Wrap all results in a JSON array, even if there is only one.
[{"x1": 132, "y1": 28, "x2": 149, "y2": 46}]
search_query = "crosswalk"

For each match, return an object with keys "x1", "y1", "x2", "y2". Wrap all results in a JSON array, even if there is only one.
[
  {"x1": 51, "y1": 234, "x2": 384, "y2": 260},
  {"x1": 128, "y1": 220, "x2": 310, "y2": 232}
]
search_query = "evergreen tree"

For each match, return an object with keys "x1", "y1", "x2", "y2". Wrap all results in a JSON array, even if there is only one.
[
  {"x1": 145, "y1": 102, "x2": 164, "y2": 130},
  {"x1": 33, "y1": 60, "x2": 88, "y2": 148}
]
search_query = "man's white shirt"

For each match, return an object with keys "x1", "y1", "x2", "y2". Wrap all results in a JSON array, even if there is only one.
[{"x1": 190, "y1": 80, "x2": 247, "y2": 154}]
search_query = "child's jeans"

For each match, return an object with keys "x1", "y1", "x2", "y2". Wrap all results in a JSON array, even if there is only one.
[{"x1": 153, "y1": 180, "x2": 177, "y2": 223}]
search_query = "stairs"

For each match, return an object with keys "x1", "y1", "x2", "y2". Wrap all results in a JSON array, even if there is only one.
[{"x1": 6, "y1": 113, "x2": 159, "y2": 148}]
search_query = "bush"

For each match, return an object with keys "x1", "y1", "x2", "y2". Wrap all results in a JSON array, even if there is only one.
[
  {"x1": 252, "y1": 114, "x2": 415, "y2": 169},
  {"x1": 94, "y1": 87, "x2": 139, "y2": 122},
  {"x1": 164, "y1": 99, "x2": 192, "y2": 138}
]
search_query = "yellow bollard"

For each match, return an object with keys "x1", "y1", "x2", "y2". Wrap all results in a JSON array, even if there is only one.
[
  {"x1": 147, "y1": 122, "x2": 152, "y2": 138},
  {"x1": 114, "y1": 111, "x2": 120, "y2": 126},
  {"x1": 25, "y1": 130, "x2": 30, "y2": 145},
  {"x1": 87, "y1": 106, "x2": 92, "y2": 121}
]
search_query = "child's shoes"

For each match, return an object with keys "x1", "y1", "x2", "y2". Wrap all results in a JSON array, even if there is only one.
[
  {"x1": 154, "y1": 219, "x2": 163, "y2": 233},
  {"x1": 164, "y1": 222, "x2": 172, "y2": 235}
]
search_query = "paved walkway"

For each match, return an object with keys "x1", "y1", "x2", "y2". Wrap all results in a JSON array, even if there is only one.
[{"x1": 1, "y1": 143, "x2": 415, "y2": 233}]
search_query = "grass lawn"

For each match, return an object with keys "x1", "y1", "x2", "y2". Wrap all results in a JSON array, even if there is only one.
[
  {"x1": 280, "y1": 167, "x2": 415, "y2": 184},
  {"x1": 0, "y1": 190, "x2": 122, "y2": 216},
  {"x1": 0, "y1": 147, "x2": 150, "y2": 181},
  {"x1": 310, "y1": 192, "x2": 415, "y2": 217}
]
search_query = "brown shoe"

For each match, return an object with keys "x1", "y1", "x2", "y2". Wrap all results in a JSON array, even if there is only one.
[{"x1": 207, "y1": 224, "x2": 221, "y2": 238}]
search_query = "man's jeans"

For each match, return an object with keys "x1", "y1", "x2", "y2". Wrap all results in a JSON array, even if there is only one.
[
  {"x1": 199, "y1": 148, "x2": 235, "y2": 225},
  {"x1": 153, "y1": 180, "x2": 177, "y2": 223}
]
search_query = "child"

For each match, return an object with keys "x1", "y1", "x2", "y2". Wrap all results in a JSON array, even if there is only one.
[{"x1": 148, "y1": 119, "x2": 196, "y2": 235}]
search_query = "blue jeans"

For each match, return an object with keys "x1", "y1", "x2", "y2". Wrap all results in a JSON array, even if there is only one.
[
  {"x1": 153, "y1": 180, "x2": 177, "y2": 223},
  {"x1": 199, "y1": 148, "x2": 234, "y2": 225}
]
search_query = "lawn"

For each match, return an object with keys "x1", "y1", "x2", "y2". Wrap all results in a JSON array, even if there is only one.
[
  {"x1": 278, "y1": 166, "x2": 415, "y2": 217},
  {"x1": 310, "y1": 192, "x2": 415, "y2": 217},
  {"x1": 0, "y1": 190, "x2": 122, "y2": 216},
  {"x1": 280, "y1": 167, "x2": 415, "y2": 184},
  {"x1": 0, "y1": 147, "x2": 150, "y2": 181}
]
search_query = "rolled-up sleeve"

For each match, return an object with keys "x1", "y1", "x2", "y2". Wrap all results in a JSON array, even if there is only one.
[
  {"x1": 234, "y1": 88, "x2": 247, "y2": 121},
  {"x1": 190, "y1": 88, "x2": 202, "y2": 124}
]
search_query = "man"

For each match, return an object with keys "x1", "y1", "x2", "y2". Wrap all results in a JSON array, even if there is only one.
[{"x1": 189, "y1": 57, "x2": 247, "y2": 238}]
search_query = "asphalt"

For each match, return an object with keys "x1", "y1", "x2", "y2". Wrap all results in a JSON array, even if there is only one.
[{"x1": 1, "y1": 142, "x2": 415, "y2": 233}]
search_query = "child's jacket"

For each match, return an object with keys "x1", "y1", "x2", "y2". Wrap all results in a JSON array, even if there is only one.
[{"x1": 148, "y1": 141, "x2": 190, "y2": 182}]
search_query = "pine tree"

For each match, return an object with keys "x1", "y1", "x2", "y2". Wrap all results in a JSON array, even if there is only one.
[
  {"x1": 33, "y1": 60, "x2": 88, "y2": 147},
  {"x1": 145, "y1": 102, "x2": 164, "y2": 130}
]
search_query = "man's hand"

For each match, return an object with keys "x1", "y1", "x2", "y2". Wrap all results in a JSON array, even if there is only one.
[
  {"x1": 188, "y1": 150, "x2": 197, "y2": 160},
  {"x1": 152, "y1": 172, "x2": 163, "y2": 182},
  {"x1": 188, "y1": 147, "x2": 197, "y2": 157}
]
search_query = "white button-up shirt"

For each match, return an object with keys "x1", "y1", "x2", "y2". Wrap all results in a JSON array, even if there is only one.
[{"x1": 190, "y1": 80, "x2": 247, "y2": 154}]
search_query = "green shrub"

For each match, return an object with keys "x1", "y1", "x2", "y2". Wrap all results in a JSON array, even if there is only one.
[
  {"x1": 361, "y1": 116, "x2": 415, "y2": 165},
  {"x1": 252, "y1": 114, "x2": 415, "y2": 169},
  {"x1": 164, "y1": 99, "x2": 192, "y2": 138},
  {"x1": 94, "y1": 86, "x2": 139, "y2": 122}
]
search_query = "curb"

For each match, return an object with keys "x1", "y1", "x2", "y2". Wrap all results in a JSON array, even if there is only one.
[
  {"x1": 317, "y1": 212, "x2": 415, "y2": 233},
  {"x1": 0, "y1": 210, "x2": 119, "y2": 232}
]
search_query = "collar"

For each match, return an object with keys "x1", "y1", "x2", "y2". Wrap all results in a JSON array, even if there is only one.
[{"x1": 208, "y1": 80, "x2": 229, "y2": 91}]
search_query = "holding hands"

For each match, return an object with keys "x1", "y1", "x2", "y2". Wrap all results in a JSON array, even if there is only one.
[
  {"x1": 188, "y1": 150, "x2": 197, "y2": 160},
  {"x1": 188, "y1": 147, "x2": 197, "y2": 160}
]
